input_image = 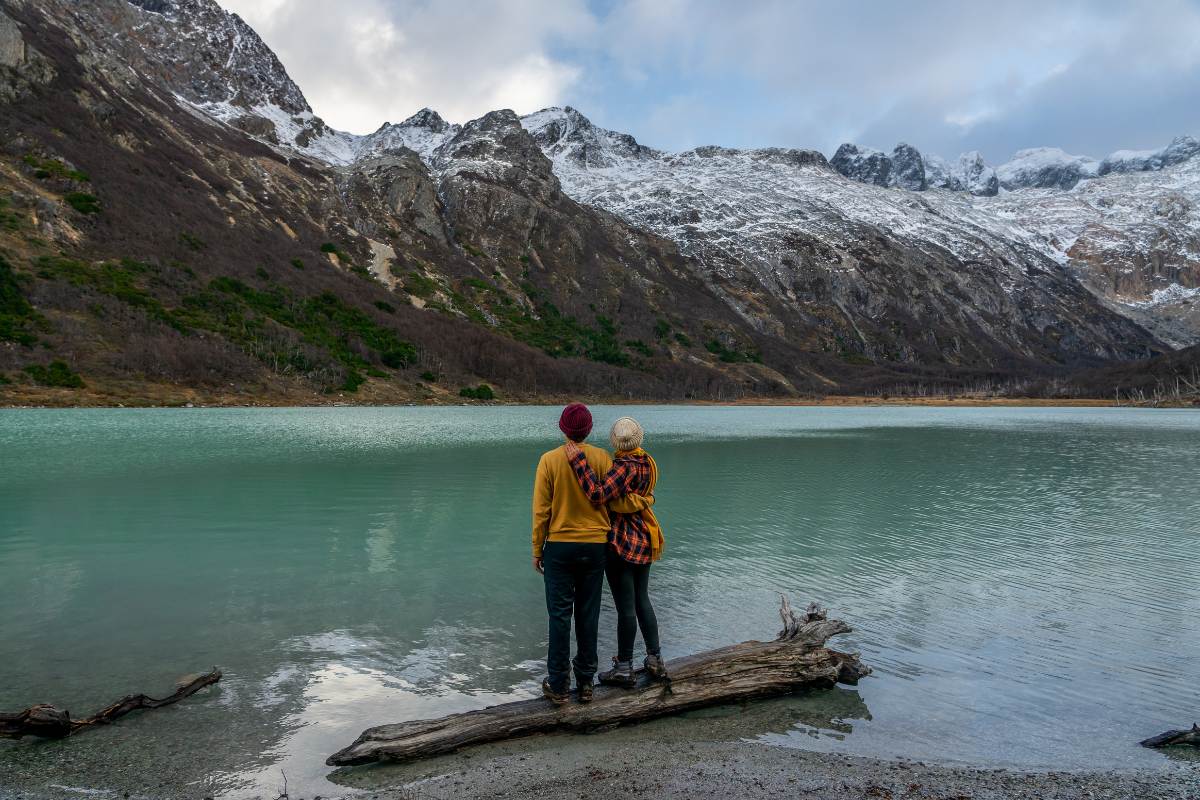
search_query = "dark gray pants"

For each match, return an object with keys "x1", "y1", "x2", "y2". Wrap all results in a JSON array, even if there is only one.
[
  {"x1": 606, "y1": 549, "x2": 661, "y2": 662},
  {"x1": 543, "y1": 541, "x2": 606, "y2": 693}
]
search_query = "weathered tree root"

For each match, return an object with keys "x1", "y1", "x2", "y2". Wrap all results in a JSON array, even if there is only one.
[
  {"x1": 327, "y1": 597, "x2": 869, "y2": 766},
  {"x1": 0, "y1": 668, "x2": 222, "y2": 739},
  {"x1": 1141, "y1": 723, "x2": 1200, "y2": 748}
]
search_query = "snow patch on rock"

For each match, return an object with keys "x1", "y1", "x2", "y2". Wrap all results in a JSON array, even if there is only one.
[
  {"x1": 995, "y1": 147, "x2": 1099, "y2": 191},
  {"x1": 1128, "y1": 283, "x2": 1200, "y2": 308}
]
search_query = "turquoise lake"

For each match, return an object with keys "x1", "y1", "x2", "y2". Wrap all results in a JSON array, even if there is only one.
[{"x1": 1, "y1": 406, "x2": 1198, "y2": 797}]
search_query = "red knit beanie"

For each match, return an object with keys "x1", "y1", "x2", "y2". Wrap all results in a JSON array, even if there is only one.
[{"x1": 558, "y1": 403, "x2": 593, "y2": 441}]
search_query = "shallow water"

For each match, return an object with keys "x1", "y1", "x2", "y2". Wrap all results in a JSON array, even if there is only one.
[{"x1": 1, "y1": 406, "x2": 1198, "y2": 797}]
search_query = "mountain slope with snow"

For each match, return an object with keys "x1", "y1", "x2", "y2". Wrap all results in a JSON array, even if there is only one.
[
  {"x1": 512, "y1": 107, "x2": 1198, "y2": 350},
  {"x1": 3, "y1": 0, "x2": 1196, "y2": 409},
  {"x1": 63, "y1": 0, "x2": 1200, "y2": 355},
  {"x1": 86, "y1": 0, "x2": 1189, "y2": 355}
]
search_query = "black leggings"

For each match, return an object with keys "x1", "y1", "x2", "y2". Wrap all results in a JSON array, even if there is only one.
[{"x1": 605, "y1": 549, "x2": 660, "y2": 662}]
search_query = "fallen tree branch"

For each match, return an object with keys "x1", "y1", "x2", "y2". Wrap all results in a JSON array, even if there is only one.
[
  {"x1": 0, "y1": 669, "x2": 222, "y2": 739},
  {"x1": 328, "y1": 598, "x2": 869, "y2": 766},
  {"x1": 1140, "y1": 723, "x2": 1200, "y2": 748}
]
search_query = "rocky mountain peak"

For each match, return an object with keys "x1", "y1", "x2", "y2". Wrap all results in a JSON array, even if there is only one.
[
  {"x1": 434, "y1": 109, "x2": 558, "y2": 193},
  {"x1": 890, "y1": 143, "x2": 927, "y2": 191},
  {"x1": 357, "y1": 107, "x2": 461, "y2": 162},
  {"x1": 116, "y1": 0, "x2": 312, "y2": 115},
  {"x1": 400, "y1": 107, "x2": 452, "y2": 133},
  {"x1": 956, "y1": 151, "x2": 1000, "y2": 196},
  {"x1": 995, "y1": 147, "x2": 1099, "y2": 191},
  {"x1": 925, "y1": 151, "x2": 999, "y2": 196},
  {"x1": 1100, "y1": 134, "x2": 1200, "y2": 176},
  {"x1": 520, "y1": 106, "x2": 659, "y2": 169},
  {"x1": 831, "y1": 143, "x2": 891, "y2": 187},
  {"x1": 832, "y1": 142, "x2": 927, "y2": 190}
]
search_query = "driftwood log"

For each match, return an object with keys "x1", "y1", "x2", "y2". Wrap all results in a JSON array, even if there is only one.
[
  {"x1": 1140, "y1": 724, "x2": 1200, "y2": 748},
  {"x1": 327, "y1": 597, "x2": 869, "y2": 766},
  {"x1": 0, "y1": 669, "x2": 222, "y2": 739}
]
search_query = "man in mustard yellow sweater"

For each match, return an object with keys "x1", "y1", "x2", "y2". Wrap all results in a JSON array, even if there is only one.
[{"x1": 531, "y1": 403, "x2": 614, "y2": 704}]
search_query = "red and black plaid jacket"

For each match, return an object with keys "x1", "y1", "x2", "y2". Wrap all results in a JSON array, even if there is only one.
[{"x1": 568, "y1": 450, "x2": 654, "y2": 565}]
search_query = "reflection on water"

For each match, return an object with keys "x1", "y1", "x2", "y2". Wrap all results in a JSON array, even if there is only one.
[{"x1": 1, "y1": 406, "x2": 1198, "y2": 798}]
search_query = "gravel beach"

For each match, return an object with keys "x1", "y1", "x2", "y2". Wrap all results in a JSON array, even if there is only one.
[
  {"x1": 328, "y1": 727, "x2": 1200, "y2": 800},
  {"x1": 3, "y1": 717, "x2": 1197, "y2": 800}
]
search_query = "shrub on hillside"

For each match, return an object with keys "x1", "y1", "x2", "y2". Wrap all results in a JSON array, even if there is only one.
[
  {"x1": 24, "y1": 360, "x2": 84, "y2": 388},
  {"x1": 23, "y1": 155, "x2": 89, "y2": 182},
  {"x1": 705, "y1": 338, "x2": 761, "y2": 363},
  {"x1": 0, "y1": 255, "x2": 38, "y2": 346},
  {"x1": 65, "y1": 192, "x2": 101, "y2": 215},
  {"x1": 341, "y1": 368, "x2": 365, "y2": 393},
  {"x1": 459, "y1": 384, "x2": 495, "y2": 400}
]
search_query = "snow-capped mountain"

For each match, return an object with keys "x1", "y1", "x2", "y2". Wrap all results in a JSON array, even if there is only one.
[
  {"x1": 39, "y1": 0, "x2": 1200, "y2": 354},
  {"x1": 830, "y1": 143, "x2": 927, "y2": 191},
  {"x1": 1100, "y1": 135, "x2": 1200, "y2": 176},
  {"x1": 517, "y1": 108, "x2": 1200, "y2": 348},
  {"x1": 924, "y1": 152, "x2": 999, "y2": 196},
  {"x1": 994, "y1": 148, "x2": 1100, "y2": 191},
  {"x1": 357, "y1": 109, "x2": 461, "y2": 162},
  {"x1": 4, "y1": 0, "x2": 1196, "y2": 405}
]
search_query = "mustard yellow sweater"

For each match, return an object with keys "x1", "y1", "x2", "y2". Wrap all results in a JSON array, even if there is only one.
[{"x1": 532, "y1": 443, "x2": 613, "y2": 557}]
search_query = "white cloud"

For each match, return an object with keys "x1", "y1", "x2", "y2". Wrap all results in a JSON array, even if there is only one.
[
  {"x1": 218, "y1": 0, "x2": 1200, "y2": 160},
  {"x1": 217, "y1": 0, "x2": 595, "y2": 133}
]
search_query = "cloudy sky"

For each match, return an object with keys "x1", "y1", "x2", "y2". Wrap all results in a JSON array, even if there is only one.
[{"x1": 218, "y1": 0, "x2": 1200, "y2": 162}]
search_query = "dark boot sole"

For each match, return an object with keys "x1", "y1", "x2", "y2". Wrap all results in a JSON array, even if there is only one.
[{"x1": 598, "y1": 675, "x2": 637, "y2": 688}]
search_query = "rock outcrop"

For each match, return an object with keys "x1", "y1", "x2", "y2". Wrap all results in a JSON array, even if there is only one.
[
  {"x1": 995, "y1": 147, "x2": 1099, "y2": 190},
  {"x1": 831, "y1": 143, "x2": 892, "y2": 187},
  {"x1": 889, "y1": 143, "x2": 927, "y2": 191},
  {"x1": 832, "y1": 142, "x2": 928, "y2": 192},
  {"x1": 340, "y1": 151, "x2": 447, "y2": 244},
  {"x1": 1100, "y1": 135, "x2": 1200, "y2": 176},
  {"x1": 925, "y1": 152, "x2": 999, "y2": 196},
  {"x1": 522, "y1": 105, "x2": 660, "y2": 169},
  {"x1": 0, "y1": 9, "x2": 24, "y2": 67},
  {"x1": 0, "y1": 8, "x2": 54, "y2": 103}
]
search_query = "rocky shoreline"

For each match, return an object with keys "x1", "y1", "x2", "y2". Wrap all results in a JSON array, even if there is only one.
[
  {"x1": 2, "y1": 730, "x2": 1196, "y2": 800},
  {"x1": 330, "y1": 737, "x2": 1199, "y2": 800}
]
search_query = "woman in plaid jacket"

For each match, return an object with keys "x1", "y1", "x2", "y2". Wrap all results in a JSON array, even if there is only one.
[{"x1": 565, "y1": 416, "x2": 666, "y2": 686}]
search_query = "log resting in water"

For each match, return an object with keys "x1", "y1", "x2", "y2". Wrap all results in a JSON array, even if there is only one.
[
  {"x1": 1140, "y1": 724, "x2": 1200, "y2": 748},
  {"x1": 327, "y1": 597, "x2": 869, "y2": 766},
  {"x1": 0, "y1": 669, "x2": 222, "y2": 740}
]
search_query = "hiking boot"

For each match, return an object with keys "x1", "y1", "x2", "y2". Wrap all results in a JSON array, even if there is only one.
[
  {"x1": 541, "y1": 678, "x2": 569, "y2": 706},
  {"x1": 598, "y1": 657, "x2": 636, "y2": 688},
  {"x1": 577, "y1": 681, "x2": 594, "y2": 704},
  {"x1": 644, "y1": 653, "x2": 668, "y2": 679}
]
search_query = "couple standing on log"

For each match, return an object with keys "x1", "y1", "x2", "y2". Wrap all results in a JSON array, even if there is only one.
[{"x1": 531, "y1": 403, "x2": 667, "y2": 704}]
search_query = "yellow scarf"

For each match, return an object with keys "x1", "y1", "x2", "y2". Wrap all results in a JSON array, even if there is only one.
[{"x1": 615, "y1": 447, "x2": 665, "y2": 562}]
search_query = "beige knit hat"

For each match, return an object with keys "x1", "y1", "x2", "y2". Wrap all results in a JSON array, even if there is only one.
[{"x1": 610, "y1": 416, "x2": 644, "y2": 451}]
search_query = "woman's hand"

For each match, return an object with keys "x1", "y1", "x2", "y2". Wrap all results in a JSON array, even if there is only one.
[
  {"x1": 564, "y1": 440, "x2": 582, "y2": 458},
  {"x1": 533, "y1": 557, "x2": 544, "y2": 575}
]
